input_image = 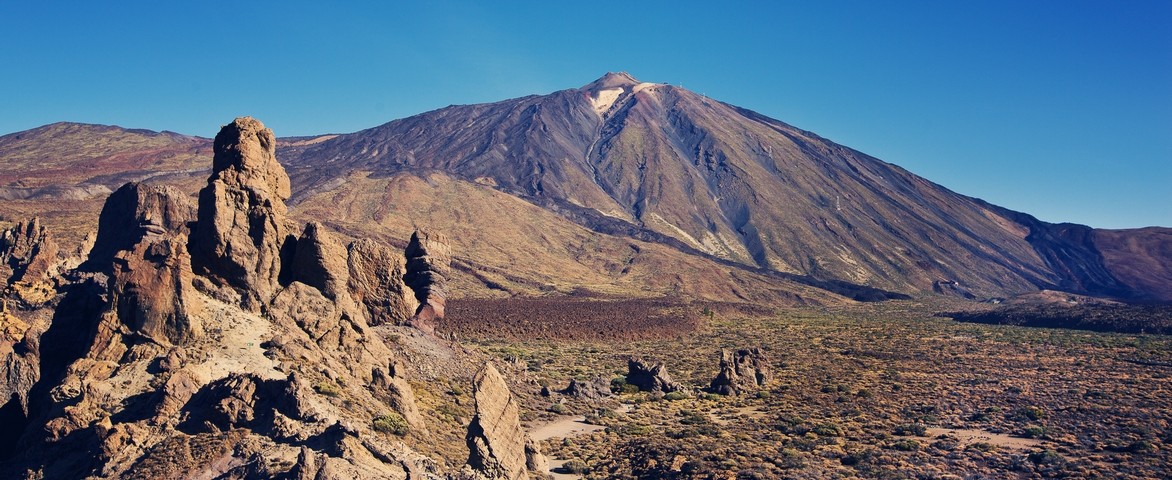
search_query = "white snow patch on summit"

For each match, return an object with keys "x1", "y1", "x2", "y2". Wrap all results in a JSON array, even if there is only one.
[{"x1": 591, "y1": 88, "x2": 624, "y2": 116}]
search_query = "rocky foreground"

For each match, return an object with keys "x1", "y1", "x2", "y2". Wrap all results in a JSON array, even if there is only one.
[{"x1": 0, "y1": 118, "x2": 546, "y2": 479}]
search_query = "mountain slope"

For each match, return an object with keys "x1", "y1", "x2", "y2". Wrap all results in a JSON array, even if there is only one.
[
  {"x1": 279, "y1": 73, "x2": 1169, "y2": 300},
  {"x1": 1, "y1": 75, "x2": 1168, "y2": 302}
]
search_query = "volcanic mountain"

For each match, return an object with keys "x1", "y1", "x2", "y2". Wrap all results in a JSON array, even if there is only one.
[
  {"x1": 2, "y1": 73, "x2": 1169, "y2": 303},
  {"x1": 277, "y1": 72, "x2": 1171, "y2": 302}
]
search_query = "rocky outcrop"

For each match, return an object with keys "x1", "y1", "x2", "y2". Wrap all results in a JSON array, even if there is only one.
[
  {"x1": 1, "y1": 218, "x2": 67, "y2": 306},
  {"x1": 371, "y1": 363, "x2": 425, "y2": 434},
  {"x1": 706, "y1": 348, "x2": 768, "y2": 396},
  {"x1": 0, "y1": 117, "x2": 464, "y2": 480},
  {"x1": 189, "y1": 117, "x2": 291, "y2": 311},
  {"x1": 403, "y1": 229, "x2": 451, "y2": 333},
  {"x1": 347, "y1": 239, "x2": 416, "y2": 326},
  {"x1": 89, "y1": 183, "x2": 203, "y2": 352},
  {"x1": 560, "y1": 377, "x2": 612, "y2": 400},
  {"x1": 287, "y1": 222, "x2": 349, "y2": 301},
  {"x1": 626, "y1": 358, "x2": 682, "y2": 393},
  {"x1": 268, "y1": 282, "x2": 387, "y2": 382},
  {"x1": 466, "y1": 363, "x2": 544, "y2": 480}
]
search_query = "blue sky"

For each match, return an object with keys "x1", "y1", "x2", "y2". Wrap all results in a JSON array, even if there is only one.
[{"x1": 1, "y1": 1, "x2": 1168, "y2": 228}]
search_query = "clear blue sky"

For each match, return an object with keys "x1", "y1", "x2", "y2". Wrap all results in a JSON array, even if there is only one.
[{"x1": 2, "y1": 1, "x2": 1168, "y2": 229}]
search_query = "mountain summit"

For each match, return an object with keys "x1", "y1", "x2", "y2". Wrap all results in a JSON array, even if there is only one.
[{"x1": 278, "y1": 73, "x2": 1171, "y2": 301}]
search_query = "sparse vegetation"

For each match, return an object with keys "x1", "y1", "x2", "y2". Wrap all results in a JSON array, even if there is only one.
[
  {"x1": 313, "y1": 381, "x2": 340, "y2": 397},
  {"x1": 372, "y1": 412, "x2": 409, "y2": 436},
  {"x1": 466, "y1": 300, "x2": 1172, "y2": 478}
]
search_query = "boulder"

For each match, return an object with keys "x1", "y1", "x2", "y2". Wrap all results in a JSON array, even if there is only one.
[
  {"x1": 268, "y1": 282, "x2": 389, "y2": 383},
  {"x1": 403, "y1": 229, "x2": 451, "y2": 333},
  {"x1": 560, "y1": 377, "x2": 612, "y2": 400},
  {"x1": 189, "y1": 117, "x2": 291, "y2": 311},
  {"x1": 706, "y1": 348, "x2": 768, "y2": 395},
  {"x1": 347, "y1": 238, "x2": 416, "y2": 326},
  {"x1": 466, "y1": 363, "x2": 542, "y2": 480},
  {"x1": 626, "y1": 358, "x2": 681, "y2": 393}
]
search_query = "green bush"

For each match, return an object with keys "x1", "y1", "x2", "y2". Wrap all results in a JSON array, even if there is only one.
[
  {"x1": 892, "y1": 439, "x2": 920, "y2": 451},
  {"x1": 314, "y1": 381, "x2": 341, "y2": 397},
  {"x1": 895, "y1": 423, "x2": 928, "y2": 436},
  {"x1": 611, "y1": 377, "x2": 640, "y2": 394},
  {"x1": 372, "y1": 412, "x2": 409, "y2": 436},
  {"x1": 560, "y1": 458, "x2": 588, "y2": 474},
  {"x1": 1027, "y1": 449, "x2": 1063, "y2": 465},
  {"x1": 664, "y1": 391, "x2": 689, "y2": 401},
  {"x1": 1013, "y1": 406, "x2": 1045, "y2": 421},
  {"x1": 813, "y1": 423, "x2": 843, "y2": 437}
]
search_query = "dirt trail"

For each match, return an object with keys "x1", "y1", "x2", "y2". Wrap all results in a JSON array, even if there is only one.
[
  {"x1": 530, "y1": 415, "x2": 606, "y2": 442},
  {"x1": 925, "y1": 427, "x2": 1044, "y2": 450},
  {"x1": 530, "y1": 404, "x2": 632, "y2": 478}
]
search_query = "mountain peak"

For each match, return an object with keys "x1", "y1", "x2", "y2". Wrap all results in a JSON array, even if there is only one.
[{"x1": 581, "y1": 71, "x2": 641, "y2": 92}]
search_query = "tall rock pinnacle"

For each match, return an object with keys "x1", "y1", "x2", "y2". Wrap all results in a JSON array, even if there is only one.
[{"x1": 189, "y1": 117, "x2": 291, "y2": 311}]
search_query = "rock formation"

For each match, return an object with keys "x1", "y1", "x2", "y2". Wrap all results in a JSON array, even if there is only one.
[
  {"x1": 706, "y1": 348, "x2": 768, "y2": 396},
  {"x1": 287, "y1": 222, "x2": 349, "y2": 301},
  {"x1": 626, "y1": 357, "x2": 682, "y2": 393},
  {"x1": 0, "y1": 117, "x2": 490, "y2": 480},
  {"x1": 561, "y1": 377, "x2": 612, "y2": 400},
  {"x1": 86, "y1": 183, "x2": 203, "y2": 353},
  {"x1": 403, "y1": 229, "x2": 451, "y2": 333},
  {"x1": 466, "y1": 363, "x2": 546, "y2": 480},
  {"x1": 371, "y1": 363, "x2": 426, "y2": 434},
  {"x1": 0, "y1": 218, "x2": 66, "y2": 306},
  {"x1": 189, "y1": 116, "x2": 291, "y2": 311},
  {"x1": 347, "y1": 238, "x2": 416, "y2": 326}
]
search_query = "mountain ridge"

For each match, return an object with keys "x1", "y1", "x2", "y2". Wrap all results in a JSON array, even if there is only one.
[
  {"x1": 274, "y1": 73, "x2": 1170, "y2": 301},
  {"x1": 2, "y1": 74, "x2": 1169, "y2": 302}
]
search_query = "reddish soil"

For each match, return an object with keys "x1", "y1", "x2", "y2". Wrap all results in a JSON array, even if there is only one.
[{"x1": 440, "y1": 297, "x2": 702, "y2": 341}]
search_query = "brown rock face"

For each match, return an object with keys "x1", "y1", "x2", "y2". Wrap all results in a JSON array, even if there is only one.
[
  {"x1": 466, "y1": 363, "x2": 542, "y2": 480},
  {"x1": 1, "y1": 218, "x2": 65, "y2": 306},
  {"x1": 87, "y1": 183, "x2": 196, "y2": 267},
  {"x1": 347, "y1": 238, "x2": 416, "y2": 326},
  {"x1": 287, "y1": 222, "x2": 349, "y2": 301},
  {"x1": 560, "y1": 377, "x2": 612, "y2": 400},
  {"x1": 370, "y1": 364, "x2": 425, "y2": 434},
  {"x1": 706, "y1": 348, "x2": 768, "y2": 396},
  {"x1": 403, "y1": 229, "x2": 451, "y2": 333},
  {"x1": 626, "y1": 358, "x2": 682, "y2": 393},
  {"x1": 91, "y1": 183, "x2": 203, "y2": 349},
  {"x1": 190, "y1": 117, "x2": 291, "y2": 311}
]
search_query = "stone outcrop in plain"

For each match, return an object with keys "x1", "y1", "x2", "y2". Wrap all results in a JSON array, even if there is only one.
[
  {"x1": 706, "y1": 348, "x2": 768, "y2": 396},
  {"x1": 371, "y1": 363, "x2": 425, "y2": 433},
  {"x1": 466, "y1": 363, "x2": 545, "y2": 480},
  {"x1": 561, "y1": 377, "x2": 612, "y2": 400},
  {"x1": 403, "y1": 229, "x2": 451, "y2": 333},
  {"x1": 189, "y1": 116, "x2": 291, "y2": 311},
  {"x1": 626, "y1": 357, "x2": 682, "y2": 393}
]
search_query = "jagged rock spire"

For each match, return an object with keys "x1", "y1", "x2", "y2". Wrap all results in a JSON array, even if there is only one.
[{"x1": 189, "y1": 117, "x2": 291, "y2": 311}]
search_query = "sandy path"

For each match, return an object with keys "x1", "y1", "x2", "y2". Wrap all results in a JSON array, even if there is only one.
[
  {"x1": 925, "y1": 427, "x2": 1044, "y2": 449},
  {"x1": 531, "y1": 404, "x2": 632, "y2": 478},
  {"x1": 530, "y1": 415, "x2": 606, "y2": 442}
]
